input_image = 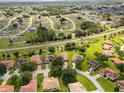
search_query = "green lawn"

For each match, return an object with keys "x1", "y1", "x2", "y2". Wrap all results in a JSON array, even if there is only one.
[
  {"x1": 60, "y1": 79, "x2": 69, "y2": 92},
  {"x1": 0, "y1": 79, "x2": 3, "y2": 85},
  {"x1": 37, "y1": 73, "x2": 44, "y2": 92},
  {"x1": 76, "y1": 74, "x2": 97, "y2": 91},
  {"x1": 82, "y1": 38, "x2": 104, "y2": 71},
  {"x1": 96, "y1": 76, "x2": 116, "y2": 92}
]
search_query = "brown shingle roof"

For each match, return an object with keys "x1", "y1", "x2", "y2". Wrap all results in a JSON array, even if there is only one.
[
  {"x1": 117, "y1": 80, "x2": 124, "y2": 90},
  {"x1": 99, "y1": 68, "x2": 119, "y2": 80}
]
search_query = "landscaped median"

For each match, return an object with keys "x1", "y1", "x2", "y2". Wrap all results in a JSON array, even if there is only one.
[
  {"x1": 96, "y1": 76, "x2": 116, "y2": 92},
  {"x1": 76, "y1": 74, "x2": 97, "y2": 91}
]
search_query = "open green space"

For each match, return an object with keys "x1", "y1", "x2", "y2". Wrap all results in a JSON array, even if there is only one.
[
  {"x1": 76, "y1": 74, "x2": 97, "y2": 91},
  {"x1": 96, "y1": 76, "x2": 116, "y2": 92},
  {"x1": 37, "y1": 73, "x2": 44, "y2": 92},
  {"x1": 0, "y1": 79, "x2": 3, "y2": 85}
]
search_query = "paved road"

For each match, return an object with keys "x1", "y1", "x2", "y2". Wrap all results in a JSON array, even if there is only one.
[
  {"x1": 0, "y1": 16, "x2": 34, "y2": 38},
  {"x1": 0, "y1": 16, "x2": 19, "y2": 32},
  {"x1": 76, "y1": 70, "x2": 104, "y2": 92},
  {"x1": 47, "y1": 14, "x2": 76, "y2": 32},
  {"x1": 0, "y1": 65, "x2": 50, "y2": 86},
  {"x1": 0, "y1": 26, "x2": 124, "y2": 52},
  {"x1": 32, "y1": 65, "x2": 50, "y2": 78}
]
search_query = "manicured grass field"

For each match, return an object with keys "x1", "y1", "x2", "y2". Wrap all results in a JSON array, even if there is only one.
[
  {"x1": 0, "y1": 79, "x2": 3, "y2": 85},
  {"x1": 37, "y1": 73, "x2": 44, "y2": 92},
  {"x1": 82, "y1": 38, "x2": 104, "y2": 71},
  {"x1": 96, "y1": 76, "x2": 116, "y2": 92},
  {"x1": 60, "y1": 79, "x2": 69, "y2": 92},
  {"x1": 76, "y1": 74, "x2": 97, "y2": 91}
]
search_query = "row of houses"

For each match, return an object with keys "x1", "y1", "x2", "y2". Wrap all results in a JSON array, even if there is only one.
[
  {"x1": 0, "y1": 77, "x2": 86, "y2": 92},
  {"x1": 42, "y1": 77, "x2": 86, "y2": 92},
  {"x1": 102, "y1": 39, "x2": 124, "y2": 92}
]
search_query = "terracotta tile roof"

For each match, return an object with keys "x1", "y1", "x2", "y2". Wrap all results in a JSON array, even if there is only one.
[
  {"x1": 68, "y1": 82, "x2": 86, "y2": 92},
  {"x1": 20, "y1": 79, "x2": 37, "y2": 92},
  {"x1": 99, "y1": 68, "x2": 119, "y2": 80},
  {"x1": 0, "y1": 85, "x2": 14, "y2": 92},
  {"x1": 104, "y1": 40, "x2": 113, "y2": 45},
  {"x1": 31, "y1": 55, "x2": 42, "y2": 65},
  {"x1": 42, "y1": 77, "x2": 60, "y2": 90},
  {"x1": 0, "y1": 60, "x2": 14, "y2": 69},
  {"x1": 103, "y1": 49, "x2": 113, "y2": 57},
  {"x1": 117, "y1": 80, "x2": 124, "y2": 92},
  {"x1": 111, "y1": 57, "x2": 124, "y2": 64},
  {"x1": 103, "y1": 44, "x2": 113, "y2": 50}
]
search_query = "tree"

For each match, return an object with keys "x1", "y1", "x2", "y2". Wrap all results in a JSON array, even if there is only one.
[
  {"x1": 51, "y1": 57, "x2": 64, "y2": 68},
  {"x1": 119, "y1": 17, "x2": 124, "y2": 26},
  {"x1": 62, "y1": 68, "x2": 77, "y2": 85},
  {"x1": 95, "y1": 52, "x2": 108, "y2": 62},
  {"x1": 7, "y1": 54, "x2": 11, "y2": 59},
  {"x1": 75, "y1": 30, "x2": 83, "y2": 37},
  {"x1": 39, "y1": 49, "x2": 42, "y2": 55},
  {"x1": 50, "y1": 66, "x2": 62, "y2": 78},
  {"x1": 80, "y1": 21, "x2": 95, "y2": 30},
  {"x1": 20, "y1": 62, "x2": 37, "y2": 72},
  {"x1": 36, "y1": 23, "x2": 55, "y2": 43},
  {"x1": 48, "y1": 47, "x2": 55, "y2": 53},
  {"x1": 21, "y1": 72, "x2": 32, "y2": 86},
  {"x1": 0, "y1": 64, "x2": 7, "y2": 76},
  {"x1": 65, "y1": 43, "x2": 76, "y2": 51},
  {"x1": 117, "y1": 64, "x2": 124, "y2": 72},
  {"x1": 7, "y1": 75, "x2": 22, "y2": 92},
  {"x1": 50, "y1": 57, "x2": 64, "y2": 77},
  {"x1": 75, "y1": 60, "x2": 83, "y2": 70},
  {"x1": 78, "y1": 47, "x2": 86, "y2": 53},
  {"x1": 13, "y1": 51, "x2": 20, "y2": 58}
]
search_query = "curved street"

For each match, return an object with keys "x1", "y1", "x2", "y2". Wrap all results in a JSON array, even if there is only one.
[{"x1": 76, "y1": 70, "x2": 104, "y2": 92}]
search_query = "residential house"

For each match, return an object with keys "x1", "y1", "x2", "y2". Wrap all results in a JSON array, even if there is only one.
[
  {"x1": 88, "y1": 60, "x2": 101, "y2": 71},
  {"x1": 14, "y1": 59, "x2": 27, "y2": 68},
  {"x1": 0, "y1": 85, "x2": 14, "y2": 92},
  {"x1": 0, "y1": 60, "x2": 14, "y2": 69},
  {"x1": 117, "y1": 80, "x2": 124, "y2": 92},
  {"x1": 44, "y1": 55, "x2": 55, "y2": 64},
  {"x1": 102, "y1": 40, "x2": 114, "y2": 57},
  {"x1": 103, "y1": 49, "x2": 113, "y2": 57},
  {"x1": 111, "y1": 57, "x2": 124, "y2": 64},
  {"x1": 20, "y1": 79, "x2": 37, "y2": 92},
  {"x1": 42, "y1": 77, "x2": 60, "y2": 91},
  {"x1": 72, "y1": 55, "x2": 84, "y2": 63},
  {"x1": 99, "y1": 68, "x2": 119, "y2": 80},
  {"x1": 31, "y1": 55, "x2": 42, "y2": 65},
  {"x1": 68, "y1": 82, "x2": 86, "y2": 92}
]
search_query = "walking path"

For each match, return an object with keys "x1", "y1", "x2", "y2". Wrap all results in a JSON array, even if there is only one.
[{"x1": 76, "y1": 69, "x2": 104, "y2": 92}]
